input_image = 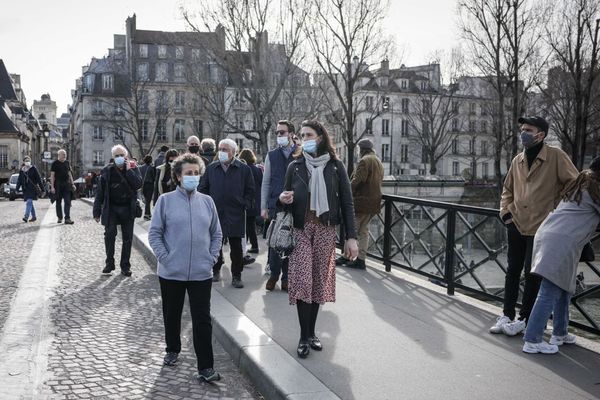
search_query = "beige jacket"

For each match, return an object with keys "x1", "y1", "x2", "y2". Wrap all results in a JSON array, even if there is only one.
[{"x1": 500, "y1": 143, "x2": 578, "y2": 236}]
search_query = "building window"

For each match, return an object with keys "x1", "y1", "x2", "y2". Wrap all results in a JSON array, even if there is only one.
[
  {"x1": 469, "y1": 120, "x2": 476, "y2": 132},
  {"x1": 400, "y1": 144, "x2": 409, "y2": 163},
  {"x1": 176, "y1": 46, "x2": 184, "y2": 59},
  {"x1": 138, "y1": 90, "x2": 149, "y2": 111},
  {"x1": 401, "y1": 79, "x2": 408, "y2": 89},
  {"x1": 156, "y1": 63, "x2": 169, "y2": 82},
  {"x1": 469, "y1": 102, "x2": 476, "y2": 115},
  {"x1": 481, "y1": 105, "x2": 487, "y2": 115},
  {"x1": 471, "y1": 161, "x2": 477, "y2": 178},
  {"x1": 137, "y1": 63, "x2": 149, "y2": 81},
  {"x1": 451, "y1": 139, "x2": 458, "y2": 155},
  {"x1": 138, "y1": 44, "x2": 148, "y2": 58},
  {"x1": 113, "y1": 102, "x2": 124, "y2": 116},
  {"x1": 382, "y1": 96, "x2": 390, "y2": 110},
  {"x1": 157, "y1": 90, "x2": 168, "y2": 112},
  {"x1": 452, "y1": 118, "x2": 459, "y2": 131},
  {"x1": 469, "y1": 137, "x2": 476, "y2": 155},
  {"x1": 102, "y1": 74, "x2": 113, "y2": 91},
  {"x1": 452, "y1": 101, "x2": 460, "y2": 114},
  {"x1": 420, "y1": 81, "x2": 427, "y2": 90},
  {"x1": 481, "y1": 120, "x2": 488, "y2": 133},
  {"x1": 483, "y1": 162, "x2": 489, "y2": 178},
  {"x1": 114, "y1": 127, "x2": 124, "y2": 140},
  {"x1": 365, "y1": 96, "x2": 374, "y2": 111},
  {"x1": 93, "y1": 150, "x2": 104, "y2": 166},
  {"x1": 422, "y1": 99, "x2": 431, "y2": 114},
  {"x1": 175, "y1": 91, "x2": 185, "y2": 112},
  {"x1": 381, "y1": 144, "x2": 390, "y2": 162},
  {"x1": 382, "y1": 119, "x2": 390, "y2": 136},
  {"x1": 401, "y1": 98, "x2": 409, "y2": 113},
  {"x1": 0, "y1": 145, "x2": 7, "y2": 168},
  {"x1": 481, "y1": 140, "x2": 488, "y2": 156},
  {"x1": 174, "y1": 119, "x2": 186, "y2": 141},
  {"x1": 193, "y1": 96, "x2": 201, "y2": 113},
  {"x1": 93, "y1": 126, "x2": 103, "y2": 140},
  {"x1": 92, "y1": 100, "x2": 103, "y2": 114},
  {"x1": 365, "y1": 118, "x2": 373, "y2": 135},
  {"x1": 156, "y1": 119, "x2": 167, "y2": 141},
  {"x1": 401, "y1": 119, "x2": 409, "y2": 137},
  {"x1": 192, "y1": 48, "x2": 201, "y2": 61},
  {"x1": 194, "y1": 120, "x2": 203, "y2": 137},
  {"x1": 158, "y1": 45, "x2": 168, "y2": 59},
  {"x1": 174, "y1": 63, "x2": 185, "y2": 81},
  {"x1": 84, "y1": 74, "x2": 94, "y2": 92},
  {"x1": 422, "y1": 121, "x2": 430, "y2": 135},
  {"x1": 452, "y1": 161, "x2": 460, "y2": 176},
  {"x1": 139, "y1": 119, "x2": 149, "y2": 141},
  {"x1": 421, "y1": 146, "x2": 429, "y2": 163}
]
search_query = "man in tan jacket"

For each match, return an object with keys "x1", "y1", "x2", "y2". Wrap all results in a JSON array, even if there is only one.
[
  {"x1": 491, "y1": 116, "x2": 578, "y2": 336},
  {"x1": 338, "y1": 138, "x2": 384, "y2": 269}
]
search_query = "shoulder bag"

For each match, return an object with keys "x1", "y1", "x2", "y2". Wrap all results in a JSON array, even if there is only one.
[{"x1": 266, "y1": 211, "x2": 296, "y2": 258}]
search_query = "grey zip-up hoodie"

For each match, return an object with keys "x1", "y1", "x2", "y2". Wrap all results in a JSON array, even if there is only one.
[{"x1": 149, "y1": 186, "x2": 222, "y2": 281}]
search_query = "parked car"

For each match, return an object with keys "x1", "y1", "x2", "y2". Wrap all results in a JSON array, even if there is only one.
[{"x1": 7, "y1": 173, "x2": 22, "y2": 201}]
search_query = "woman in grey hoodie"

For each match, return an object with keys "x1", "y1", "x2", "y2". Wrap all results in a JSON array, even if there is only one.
[
  {"x1": 523, "y1": 156, "x2": 600, "y2": 354},
  {"x1": 148, "y1": 153, "x2": 223, "y2": 382}
]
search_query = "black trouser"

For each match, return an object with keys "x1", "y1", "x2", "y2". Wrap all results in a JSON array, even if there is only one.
[
  {"x1": 104, "y1": 205, "x2": 135, "y2": 270},
  {"x1": 246, "y1": 215, "x2": 258, "y2": 249},
  {"x1": 503, "y1": 223, "x2": 541, "y2": 321},
  {"x1": 55, "y1": 184, "x2": 72, "y2": 220},
  {"x1": 159, "y1": 277, "x2": 214, "y2": 371},
  {"x1": 142, "y1": 183, "x2": 154, "y2": 217},
  {"x1": 213, "y1": 237, "x2": 243, "y2": 278}
]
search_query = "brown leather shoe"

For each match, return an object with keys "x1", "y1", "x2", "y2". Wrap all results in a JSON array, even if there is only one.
[
  {"x1": 281, "y1": 281, "x2": 288, "y2": 291},
  {"x1": 265, "y1": 277, "x2": 277, "y2": 291}
]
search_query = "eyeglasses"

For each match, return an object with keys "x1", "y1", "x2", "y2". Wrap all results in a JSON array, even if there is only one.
[{"x1": 276, "y1": 130, "x2": 288, "y2": 136}]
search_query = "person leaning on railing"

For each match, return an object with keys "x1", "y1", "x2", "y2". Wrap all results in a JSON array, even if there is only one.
[
  {"x1": 491, "y1": 116, "x2": 578, "y2": 337},
  {"x1": 278, "y1": 119, "x2": 358, "y2": 359}
]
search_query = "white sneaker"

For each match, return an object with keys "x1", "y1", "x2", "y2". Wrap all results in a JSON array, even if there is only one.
[
  {"x1": 502, "y1": 319, "x2": 526, "y2": 336},
  {"x1": 549, "y1": 333, "x2": 576, "y2": 346},
  {"x1": 523, "y1": 340, "x2": 559, "y2": 354},
  {"x1": 489, "y1": 315, "x2": 512, "y2": 334}
]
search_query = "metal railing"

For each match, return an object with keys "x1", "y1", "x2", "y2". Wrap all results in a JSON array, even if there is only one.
[{"x1": 364, "y1": 194, "x2": 600, "y2": 335}]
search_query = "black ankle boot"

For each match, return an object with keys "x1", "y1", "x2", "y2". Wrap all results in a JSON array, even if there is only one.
[{"x1": 297, "y1": 340, "x2": 310, "y2": 358}]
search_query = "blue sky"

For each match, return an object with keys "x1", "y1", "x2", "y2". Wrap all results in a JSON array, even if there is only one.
[{"x1": 0, "y1": 0, "x2": 458, "y2": 113}]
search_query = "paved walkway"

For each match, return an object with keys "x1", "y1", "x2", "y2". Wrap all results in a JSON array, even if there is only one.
[
  {"x1": 0, "y1": 199, "x2": 261, "y2": 399},
  {"x1": 134, "y1": 216, "x2": 600, "y2": 400}
]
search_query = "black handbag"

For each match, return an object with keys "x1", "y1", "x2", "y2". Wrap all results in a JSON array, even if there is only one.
[{"x1": 580, "y1": 242, "x2": 595, "y2": 262}]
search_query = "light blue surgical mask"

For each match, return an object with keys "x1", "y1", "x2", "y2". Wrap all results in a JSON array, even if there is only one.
[
  {"x1": 302, "y1": 139, "x2": 317, "y2": 154},
  {"x1": 277, "y1": 136, "x2": 289, "y2": 147},
  {"x1": 182, "y1": 175, "x2": 200, "y2": 192},
  {"x1": 114, "y1": 156, "x2": 125, "y2": 166},
  {"x1": 218, "y1": 151, "x2": 229, "y2": 163}
]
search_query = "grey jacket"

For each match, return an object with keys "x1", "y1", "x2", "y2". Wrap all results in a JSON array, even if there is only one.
[
  {"x1": 531, "y1": 190, "x2": 600, "y2": 294},
  {"x1": 148, "y1": 186, "x2": 223, "y2": 281}
]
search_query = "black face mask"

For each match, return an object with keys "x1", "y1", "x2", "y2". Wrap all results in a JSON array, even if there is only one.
[{"x1": 188, "y1": 145, "x2": 200, "y2": 154}]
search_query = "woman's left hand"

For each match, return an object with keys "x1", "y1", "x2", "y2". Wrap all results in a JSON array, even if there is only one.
[{"x1": 343, "y1": 238, "x2": 359, "y2": 261}]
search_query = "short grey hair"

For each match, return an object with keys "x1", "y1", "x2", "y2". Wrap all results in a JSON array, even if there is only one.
[
  {"x1": 57, "y1": 149, "x2": 67, "y2": 156},
  {"x1": 111, "y1": 144, "x2": 128, "y2": 157},
  {"x1": 201, "y1": 138, "x2": 216, "y2": 152},
  {"x1": 187, "y1": 135, "x2": 200, "y2": 146},
  {"x1": 219, "y1": 138, "x2": 238, "y2": 152}
]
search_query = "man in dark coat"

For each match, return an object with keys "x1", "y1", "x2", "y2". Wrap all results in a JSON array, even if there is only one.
[
  {"x1": 93, "y1": 145, "x2": 142, "y2": 277},
  {"x1": 154, "y1": 145, "x2": 169, "y2": 167},
  {"x1": 200, "y1": 138, "x2": 255, "y2": 288},
  {"x1": 199, "y1": 138, "x2": 216, "y2": 167},
  {"x1": 339, "y1": 139, "x2": 384, "y2": 269}
]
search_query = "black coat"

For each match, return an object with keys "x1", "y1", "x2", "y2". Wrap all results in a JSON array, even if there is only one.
[
  {"x1": 199, "y1": 159, "x2": 255, "y2": 237},
  {"x1": 282, "y1": 157, "x2": 357, "y2": 239},
  {"x1": 16, "y1": 166, "x2": 43, "y2": 200},
  {"x1": 93, "y1": 164, "x2": 142, "y2": 226},
  {"x1": 247, "y1": 164, "x2": 263, "y2": 217}
]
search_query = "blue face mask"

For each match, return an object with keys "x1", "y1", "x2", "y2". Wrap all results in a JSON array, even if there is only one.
[
  {"x1": 182, "y1": 175, "x2": 200, "y2": 192},
  {"x1": 520, "y1": 131, "x2": 538, "y2": 148},
  {"x1": 114, "y1": 156, "x2": 125, "y2": 166},
  {"x1": 303, "y1": 139, "x2": 317, "y2": 154},
  {"x1": 218, "y1": 151, "x2": 229, "y2": 163}
]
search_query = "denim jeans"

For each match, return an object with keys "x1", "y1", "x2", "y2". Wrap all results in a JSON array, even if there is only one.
[
  {"x1": 24, "y1": 198, "x2": 36, "y2": 219},
  {"x1": 523, "y1": 278, "x2": 571, "y2": 344},
  {"x1": 268, "y1": 247, "x2": 288, "y2": 282}
]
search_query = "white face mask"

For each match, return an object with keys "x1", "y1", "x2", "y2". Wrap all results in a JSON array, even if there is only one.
[
  {"x1": 218, "y1": 151, "x2": 230, "y2": 163},
  {"x1": 24, "y1": 161, "x2": 31, "y2": 167},
  {"x1": 277, "y1": 136, "x2": 289, "y2": 147}
]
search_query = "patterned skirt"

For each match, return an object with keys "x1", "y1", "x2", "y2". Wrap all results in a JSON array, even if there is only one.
[{"x1": 288, "y1": 220, "x2": 337, "y2": 305}]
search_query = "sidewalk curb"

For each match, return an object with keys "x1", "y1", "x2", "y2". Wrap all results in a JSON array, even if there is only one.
[{"x1": 81, "y1": 199, "x2": 340, "y2": 400}]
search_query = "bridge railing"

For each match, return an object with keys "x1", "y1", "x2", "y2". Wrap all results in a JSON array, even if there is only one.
[{"x1": 362, "y1": 194, "x2": 600, "y2": 335}]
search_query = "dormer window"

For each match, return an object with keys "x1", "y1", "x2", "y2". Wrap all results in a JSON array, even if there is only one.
[
  {"x1": 401, "y1": 79, "x2": 408, "y2": 89},
  {"x1": 420, "y1": 81, "x2": 427, "y2": 90},
  {"x1": 102, "y1": 74, "x2": 113, "y2": 91}
]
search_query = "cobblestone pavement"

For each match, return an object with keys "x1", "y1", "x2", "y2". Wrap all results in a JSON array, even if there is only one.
[
  {"x1": 0, "y1": 197, "x2": 50, "y2": 331},
  {"x1": 41, "y1": 200, "x2": 262, "y2": 399}
]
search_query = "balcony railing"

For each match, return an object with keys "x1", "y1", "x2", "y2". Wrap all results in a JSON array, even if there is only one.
[{"x1": 360, "y1": 194, "x2": 600, "y2": 335}]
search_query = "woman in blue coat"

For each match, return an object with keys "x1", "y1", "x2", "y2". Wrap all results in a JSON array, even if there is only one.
[{"x1": 16, "y1": 156, "x2": 44, "y2": 223}]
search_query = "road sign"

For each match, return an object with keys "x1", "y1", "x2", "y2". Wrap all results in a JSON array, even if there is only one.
[{"x1": 43, "y1": 151, "x2": 51, "y2": 159}]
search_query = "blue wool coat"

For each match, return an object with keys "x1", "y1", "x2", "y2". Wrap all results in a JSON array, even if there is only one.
[
  {"x1": 16, "y1": 166, "x2": 43, "y2": 200},
  {"x1": 199, "y1": 159, "x2": 255, "y2": 237}
]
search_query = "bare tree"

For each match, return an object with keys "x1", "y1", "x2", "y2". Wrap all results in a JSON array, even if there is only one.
[
  {"x1": 306, "y1": 0, "x2": 392, "y2": 176},
  {"x1": 182, "y1": 0, "x2": 309, "y2": 156},
  {"x1": 545, "y1": 0, "x2": 600, "y2": 169}
]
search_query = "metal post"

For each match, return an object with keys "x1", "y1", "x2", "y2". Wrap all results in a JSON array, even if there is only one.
[
  {"x1": 444, "y1": 210, "x2": 456, "y2": 295},
  {"x1": 383, "y1": 199, "x2": 392, "y2": 272}
]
